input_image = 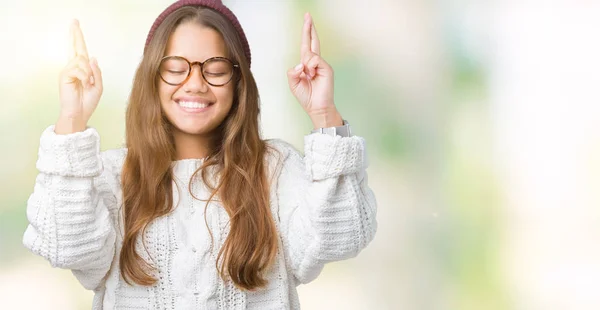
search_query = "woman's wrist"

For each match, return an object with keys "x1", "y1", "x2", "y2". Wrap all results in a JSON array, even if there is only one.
[
  {"x1": 309, "y1": 108, "x2": 343, "y2": 129},
  {"x1": 55, "y1": 115, "x2": 86, "y2": 135}
]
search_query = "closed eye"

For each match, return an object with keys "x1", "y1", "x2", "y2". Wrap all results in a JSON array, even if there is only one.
[{"x1": 205, "y1": 72, "x2": 226, "y2": 76}]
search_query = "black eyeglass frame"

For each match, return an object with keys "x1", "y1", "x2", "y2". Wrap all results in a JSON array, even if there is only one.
[{"x1": 158, "y1": 56, "x2": 240, "y2": 87}]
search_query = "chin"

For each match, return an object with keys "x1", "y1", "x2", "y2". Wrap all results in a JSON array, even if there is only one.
[{"x1": 172, "y1": 123, "x2": 215, "y2": 136}]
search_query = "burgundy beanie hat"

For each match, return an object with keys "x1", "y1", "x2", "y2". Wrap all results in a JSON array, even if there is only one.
[{"x1": 144, "y1": 0, "x2": 251, "y2": 66}]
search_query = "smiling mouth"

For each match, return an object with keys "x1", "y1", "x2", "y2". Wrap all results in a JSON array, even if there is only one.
[{"x1": 177, "y1": 100, "x2": 213, "y2": 109}]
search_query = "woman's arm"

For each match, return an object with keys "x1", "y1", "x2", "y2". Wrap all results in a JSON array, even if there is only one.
[
  {"x1": 23, "y1": 125, "x2": 121, "y2": 290},
  {"x1": 272, "y1": 133, "x2": 378, "y2": 284}
]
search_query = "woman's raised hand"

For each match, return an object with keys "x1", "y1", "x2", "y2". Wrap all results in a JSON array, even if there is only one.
[
  {"x1": 287, "y1": 13, "x2": 343, "y2": 129},
  {"x1": 56, "y1": 20, "x2": 103, "y2": 134}
]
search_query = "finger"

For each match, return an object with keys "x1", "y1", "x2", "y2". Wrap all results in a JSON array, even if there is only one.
[
  {"x1": 89, "y1": 57, "x2": 103, "y2": 90},
  {"x1": 72, "y1": 19, "x2": 89, "y2": 58},
  {"x1": 69, "y1": 21, "x2": 76, "y2": 59},
  {"x1": 309, "y1": 14, "x2": 320, "y2": 55},
  {"x1": 65, "y1": 55, "x2": 93, "y2": 80},
  {"x1": 300, "y1": 12, "x2": 311, "y2": 58},
  {"x1": 287, "y1": 63, "x2": 304, "y2": 89},
  {"x1": 63, "y1": 67, "x2": 89, "y2": 85},
  {"x1": 303, "y1": 53, "x2": 321, "y2": 79}
]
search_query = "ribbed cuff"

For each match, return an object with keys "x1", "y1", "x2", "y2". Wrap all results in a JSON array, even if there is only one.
[
  {"x1": 36, "y1": 125, "x2": 102, "y2": 177},
  {"x1": 304, "y1": 133, "x2": 367, "y2": 181}
]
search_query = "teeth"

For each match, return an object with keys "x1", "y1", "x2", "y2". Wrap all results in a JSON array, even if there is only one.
[{"x1": 178, "y1": 101, "x2": 210, "y2": 109}]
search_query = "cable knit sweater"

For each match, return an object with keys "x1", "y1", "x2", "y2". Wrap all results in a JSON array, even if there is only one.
[{"x1": 23, "y1": 125, "x2": 378, "y2": 310}]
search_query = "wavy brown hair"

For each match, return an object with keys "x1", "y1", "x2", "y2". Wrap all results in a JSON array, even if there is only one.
[{"x1": 119, "y1": 6, "x2": 278, "y2": 290}]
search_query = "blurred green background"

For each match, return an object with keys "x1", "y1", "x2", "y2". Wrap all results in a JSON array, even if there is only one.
[{"x1": 2, "y1": 1, "x2": 600, "y2": 309}]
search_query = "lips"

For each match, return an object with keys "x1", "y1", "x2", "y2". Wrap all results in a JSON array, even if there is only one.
[
  {"x1": 178, "y1": 101, "x2": 211, "y2": 109},
  {"x1": 174, "y1": 97, "x2": 214, "y2": 112}
]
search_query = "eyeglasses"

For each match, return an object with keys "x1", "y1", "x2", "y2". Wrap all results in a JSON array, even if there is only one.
[{"x1": 158, "y1": 56, "x2": 239, "y2": 87}]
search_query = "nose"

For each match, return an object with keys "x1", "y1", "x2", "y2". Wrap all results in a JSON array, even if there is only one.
[{"x1": 183, "y1": 64, "x2": 209, "y2": 93}]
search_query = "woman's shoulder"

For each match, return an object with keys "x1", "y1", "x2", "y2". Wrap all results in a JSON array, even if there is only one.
[
  {"x1": 263, "y1": 139, "x2": 306, "y2": 182},
  {"x1": 264, "y1": 138, "x2": 303, "y2": 162},
  {"x1": 100, "y1": 147, "x2": 128, "y2": 176}
]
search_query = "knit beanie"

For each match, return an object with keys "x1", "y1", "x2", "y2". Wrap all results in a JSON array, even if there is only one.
[{"x1": 144, "y1": 0, "x2": 251, "y2": 66}]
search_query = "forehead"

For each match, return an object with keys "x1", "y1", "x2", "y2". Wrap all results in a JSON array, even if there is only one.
[{"x1": 164, "y1": 21, "x2": 227, "y2": 61}]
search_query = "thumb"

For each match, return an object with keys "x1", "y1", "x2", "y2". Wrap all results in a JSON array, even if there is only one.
[{"x1": 287, "y1": 63, "x2": 304, "y2": 90}]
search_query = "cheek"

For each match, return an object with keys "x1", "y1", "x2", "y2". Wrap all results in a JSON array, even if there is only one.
[
  {"x1": 158, "y1": 83, "x2": 176, "y2": 106},
  {"x1": 216, "y1": 85, "x2": 235, "y2": 107}
]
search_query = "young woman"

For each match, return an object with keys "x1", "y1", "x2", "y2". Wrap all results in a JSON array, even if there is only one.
[{"x1": 23, "y1": 0, "x2": 377, "y2": 308}]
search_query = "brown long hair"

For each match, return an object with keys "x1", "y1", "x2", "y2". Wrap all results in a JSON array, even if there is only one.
[{"x1": 119, "y1": 6, "x2": 278, "y2": 291}]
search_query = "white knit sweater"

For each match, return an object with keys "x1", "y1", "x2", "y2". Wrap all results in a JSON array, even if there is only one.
[{"x1": 23, "y1": 125, "x2": 378, "y2": 310}]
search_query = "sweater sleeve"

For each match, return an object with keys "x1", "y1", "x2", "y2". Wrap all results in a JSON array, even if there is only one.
[
  {"x1": 272, "y1": 133, "x2": 378, "y2": 284},
  {"x1": 22, "y1": 125, "x2": 121, "y2": 291}
]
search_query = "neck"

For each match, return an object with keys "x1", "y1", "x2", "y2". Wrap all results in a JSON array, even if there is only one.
[{"x1": 172, "y1": 130, "x2": 214, "y2": 160}]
